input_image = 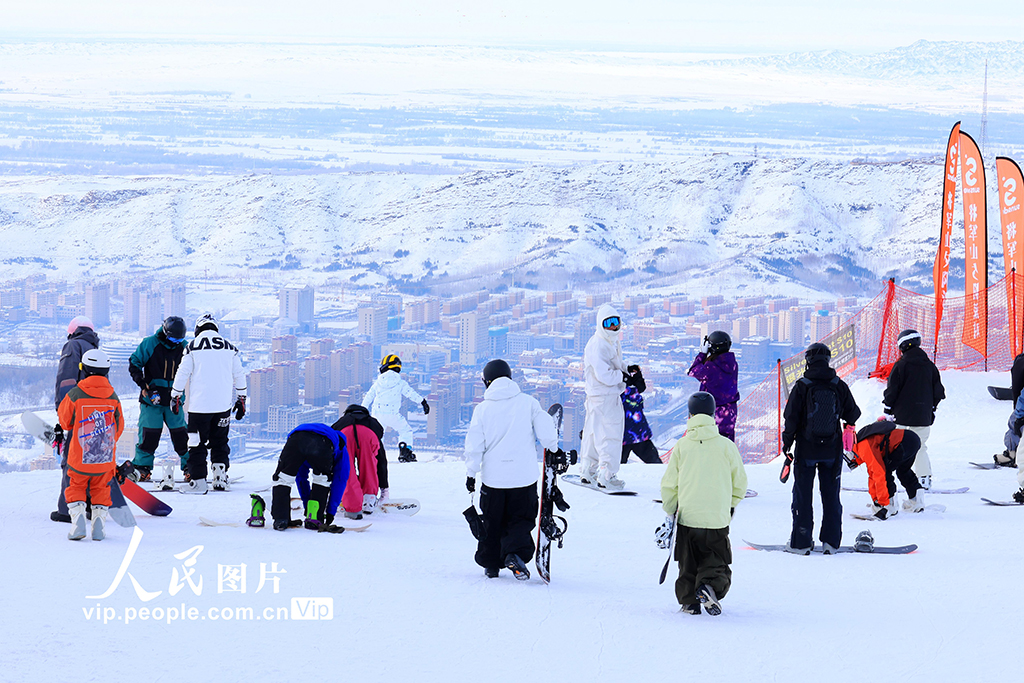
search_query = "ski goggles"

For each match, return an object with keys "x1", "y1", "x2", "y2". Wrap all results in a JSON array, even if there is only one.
[
  {"x1": 601, "y1": 316, "x2": 621, "y2": 329},
  {"x1": 167, "y1": 336, "x2": 185, "y2": 344}
]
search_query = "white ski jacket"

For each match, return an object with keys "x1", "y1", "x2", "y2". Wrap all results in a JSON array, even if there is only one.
[
  {"x1": 363, "y1": 370, "x2": 424, "y2": 416},
  {"x1": 584, "y1": 303, "x2": 628, "y2": 397},
  {"x1": 464, "y1": 377, "x2": 559, "y2": 489},
  {"x1": 171, "y1": 330, "x2": 246, "y2": 414}
]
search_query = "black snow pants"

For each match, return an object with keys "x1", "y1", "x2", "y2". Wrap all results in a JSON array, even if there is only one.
[{"x1": 475, "y1": 483, "x2": 539, "y2": 571}]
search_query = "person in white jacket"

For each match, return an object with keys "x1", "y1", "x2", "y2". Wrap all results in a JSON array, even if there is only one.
[
  {"x1": 171, "y1": 313, "x2": 247, "y2": 494},
  {"x1": 580, "y1": 303, "x2": 629, "y2": 490},
  {"x1": 464, "y1": 359, "x2": 559, "y2": 581},
  {"x1": 363, "y1": 354, "x2": 429, "y2": 463}
]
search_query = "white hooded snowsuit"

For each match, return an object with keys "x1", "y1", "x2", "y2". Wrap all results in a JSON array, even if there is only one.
[
  {"x1": 362, "y1": 369, "x2": 424, "y2": 445},
  {"x1": 581, "y1": 303, "x2": 628, "y2": 476}
]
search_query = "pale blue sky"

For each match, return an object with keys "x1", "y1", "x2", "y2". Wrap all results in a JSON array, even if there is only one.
[{"x1": 4, "y1": 1, "x2": 1023, "y2": 53}]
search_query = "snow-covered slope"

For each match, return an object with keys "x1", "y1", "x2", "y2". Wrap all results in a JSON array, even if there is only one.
[
  {"x1": 0, "y1": 368, "x2": 1020, "y2": 682},
  {"x1": 0, "y1": 157, "x2": 979, "y2": 297}
]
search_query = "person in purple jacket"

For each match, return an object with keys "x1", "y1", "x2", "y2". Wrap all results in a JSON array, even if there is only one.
[
  {"x1": 621, "y1": 364, "x2": 661, "y2": 463},
  {"x1": 687, "y1": 331, "x2": 740, "y2": 441}
]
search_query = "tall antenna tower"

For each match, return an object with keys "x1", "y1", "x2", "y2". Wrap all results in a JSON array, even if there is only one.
[{"x1": 980, "y1": 59, "x2": 989, "y2": 158}]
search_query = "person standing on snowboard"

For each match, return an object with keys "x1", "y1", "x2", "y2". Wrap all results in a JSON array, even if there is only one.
[
  {"x1": 687, "y1": 330, "x2": 740, "y2": 441},
  {"x1": 658, "y1": 391, "x2": 747, "y2": 616},
  {"x1": 464, "y1": 359, "x2": 559, "y2": 581},
  {"x1": 781, "y1": 343, "x2": 861, "y2": 554},
  {"x1": 363, "y1": 354, "x2": 429, "y2": 463},
  {"x1": 883, "y1": 329, "x2": 944, "y2": 490},
  {"x1": 580, "y1": 303, "x2": 629, "y2": 490}
]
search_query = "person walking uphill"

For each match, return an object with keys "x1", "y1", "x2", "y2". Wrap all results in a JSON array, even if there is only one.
[
  {"x1": 658, "y1": 392, "x2": 747, "y2": 616},
  {"x1": 128, "y1": 316, "x2": 189, "y2": 484},
  {"x1": 171, "y1": 313, "x2": 247, "y2": 494},
  {"x1": 464, "y1": 359, "x2": 559, "y2": 581},
  {"x1": 687, "y1": 331, "x2": 740, "y2": 441},
  {"x1": 581, "y1": 303, "x2": 629, "y2": 490},
  {"x1": 883, "y1": 329, "x2": 945, "y2": 490},
  {"x1": 781, "y1": 343, "x2": 861, "y2": 554},
  {"x1": 50, "y1": 315, "x2": 100, "y2": 523}
]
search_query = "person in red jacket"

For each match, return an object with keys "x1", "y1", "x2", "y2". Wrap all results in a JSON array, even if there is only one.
[
  {"x1": 57, "y1": 349, "x2": 125, "y2": 541},
  {"x1": 336, "y1": 419, "x2": 382, "y2": 520},
  {"x1": 848, "y1": 418, "x2": 923, "y2": 519}
]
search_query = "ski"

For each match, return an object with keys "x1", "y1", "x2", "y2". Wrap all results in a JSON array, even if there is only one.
[
  {"x1": 536, "y1": 403, "x2": 571, "y2": 584},
  {"x1": 839, "y1": 483, "x2": 966, "y2": 493},
  {"x1": 988, "y1": 385, "x2": 1013, "y2": 401},
  {"x1": 378, "y1": 498, "x2": 420, "y2": 516},
  {"x1": 980, "y1": 498, "x2": 1024, "y2": 506},
  {"x1": 744, "y1": 540, "x2": 917, "y2": 554},
  {"x1": 561, "y1": 474, "x2": 637, "y2": 496}
]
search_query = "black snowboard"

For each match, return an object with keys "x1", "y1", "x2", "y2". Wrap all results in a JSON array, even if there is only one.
[
  {"x1": 988, "y1": 386, "x2": 1013, "y2": 401},
  {"x1": 536, "y1": 404, "x2": 570, "y2": 584},
  {"x1": 744, "y1": 540, "x2": 917, "y2": 554}
]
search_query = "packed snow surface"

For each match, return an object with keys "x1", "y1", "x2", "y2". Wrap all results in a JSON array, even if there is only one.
[{"x1": 0, "y1": 368, "x2": 1019, "y2": 681}]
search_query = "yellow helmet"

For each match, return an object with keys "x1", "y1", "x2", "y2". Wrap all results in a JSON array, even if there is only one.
[{"x1": 380, "y1": 354, "x2": 402, "y2": 374}]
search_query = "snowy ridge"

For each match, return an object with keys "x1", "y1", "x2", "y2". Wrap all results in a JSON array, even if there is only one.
[{"x1": 0, "y1": 157, "x2": 978, "y2": 297}]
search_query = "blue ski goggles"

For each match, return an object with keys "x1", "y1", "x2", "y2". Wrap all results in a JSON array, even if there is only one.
[
  {"x1": 167, "y1": 336, "x2": 185, "y2": 344},
  {"x1": 601, "y1": 316, "x2": 621, "y2": 329}
]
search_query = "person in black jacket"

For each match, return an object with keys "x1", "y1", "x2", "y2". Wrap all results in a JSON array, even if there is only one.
[
  {"x1": 995, "y1": 353, "x2": 1024, "y2": 467},
  {"x1": 50, "y1": 315, "x2": 100, "y2": 523},
  {"x1": 882, "y1": 329, "x2": 945, "y2": 489},
  {"x1": 781, "y1": 343, "x2": 861, "y2": 554}
]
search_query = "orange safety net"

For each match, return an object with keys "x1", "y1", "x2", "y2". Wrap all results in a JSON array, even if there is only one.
[{"x1": 736, "y1": 272, "x2": 1024, "y2": 465}]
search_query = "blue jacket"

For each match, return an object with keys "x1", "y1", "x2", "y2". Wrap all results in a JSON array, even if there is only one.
[{"x1": 289, "y1": 423, "x2": 350, "y2": 517}]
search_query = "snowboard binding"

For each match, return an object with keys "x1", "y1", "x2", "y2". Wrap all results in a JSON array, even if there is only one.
[{"x1": 247, "y1": 494, "x2": 266, "y2": 528}]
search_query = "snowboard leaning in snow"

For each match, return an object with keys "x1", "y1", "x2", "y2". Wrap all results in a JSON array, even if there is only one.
[
  {"x1": 842, "y1": 485, "x2": 969, "y2": 495},
  {"x1": 21, "y1": 410, "x2": 136, "y2": 527},
  {"x1": 744, "y1": 540, "x2": 918, "y2": 554},
  {"x1": 378, "y1": 499, "x2": 420, "y2": 516},
  {"x1": 536, "y1": 404, "x2": 571, "y2": 584},
  {"x1": 988, "y1": 386, "x2": 1013, "y2": 401},
  {"x1": 561, "y1": 474, "x2": 637, "y2": 496},
  {"x1": 980, "y1": 498, "x2": 1024, "y2": 506}
]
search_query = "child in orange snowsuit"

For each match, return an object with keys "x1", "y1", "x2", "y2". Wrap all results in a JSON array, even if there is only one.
[
  {"x1": 849, "y1": 419, "x2": 922, "y2": 520},
  {"x1": 57, "y1": 349, "x2": 124, "y2": 540}
]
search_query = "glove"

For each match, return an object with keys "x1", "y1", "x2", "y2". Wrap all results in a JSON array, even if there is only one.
[
  {"x1": 700, "y1": 336, "x2": 710, "y2": 354},
  {"x1": 234, "y1": 396, "x2": 246, "y2": 421},
  {"x1": 779, "y1": 448, "x2": 794, "y2": 484},
  {"x1": 170, "y1": 394, "x2": 183, "y2": 415},
  {"x1": 421, "y1": 399, "x2": 430, "y2": 415},
  {"x1": 655, "y1": 516, "x2": 674, "y2": 549},
  {"x1": 52, "y1": 424, "x2": 64, "y2": 450},
  {"x1": 145, "y1": 384, "x2": 161, "y2": 405},
  {"x1": 466, "y1": 476, "x2": 476, "y2": 493},
  {"x1": 627, "y1": 364, "x2": 641, "y2": 375},
  {"x1": 843, "y1": 452, "x2": 860, "y2": 470},
  {"x1": 842, "y1": 424, "x2": 856, "y2": 452}
]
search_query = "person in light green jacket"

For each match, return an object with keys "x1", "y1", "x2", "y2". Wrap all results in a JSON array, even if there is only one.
[{"x1": 659, "y1": 391, "x2": 747, "y2": 616}]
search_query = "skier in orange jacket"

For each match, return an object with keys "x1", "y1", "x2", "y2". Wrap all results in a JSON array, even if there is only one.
[
  {"x1": 57, "y1": 349, "x2": 125, "y2": 541},
  {"x1": 848, "y1": 418, "x2": 923, "y2": 520}
]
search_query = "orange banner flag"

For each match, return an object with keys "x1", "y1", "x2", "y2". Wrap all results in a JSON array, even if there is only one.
[
  {"x1": 933, "y1": 122, "x2": 959, "y2": 350},
  {"x1": 998, "y1": 156, "x2": 1024, "y2": 355},
  {"x1": 959, "y1": 131, "x2": 988, "y2": 358}
]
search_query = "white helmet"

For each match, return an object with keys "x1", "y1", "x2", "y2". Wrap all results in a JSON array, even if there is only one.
[
  {"x1": 80, "y1": 348, "x2": 111, "y2": 375},
  {"x1": 195, "y1": 312, "x2": 218, "y2": 334}
]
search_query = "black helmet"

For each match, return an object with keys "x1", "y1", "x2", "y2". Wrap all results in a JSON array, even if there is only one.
[
  {"x1": 162, "y1": 316, "x2": 186, "y2": 341},
  {"x1": 805, "y1": 342, "x2": 831, "y2": 362},
  {"x1": 897, "y1": 329, "x2": 922, "y2": 352},
  {"x1": 706, "y1": 330, "x2": 732, "y2": 355},
  {"x1": 688, "y1": 391, "x2": 716, "y2": 417},
  {"x1": 482, "y1": 359, "x2": 512, "y2": 387}
]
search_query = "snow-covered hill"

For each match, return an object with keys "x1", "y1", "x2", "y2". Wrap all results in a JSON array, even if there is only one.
[{"x1": 0, "y1": 157, "x2": 983, "y2": 298}]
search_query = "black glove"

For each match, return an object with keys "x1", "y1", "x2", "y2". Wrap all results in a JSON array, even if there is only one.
[
  {"x1": 234, "y1": 396, "x2": 246, "y2": 421},
  {"x1": 52, "y1": 424, "x2": 64, "y2": 450},
  {"x1": 874, "y1": 506, "x2": 890, "y2": 520},
  {"x1": 170, "y1": 395, "x2": 183, "y2": 415},
  {"x1": 421, "y1": 399, "x2": 430, "y2": 415},
  {"x1": 466, "y1": 476, "x2": 476, "y2": 493},
  {"x1": 627, "y1": 364, "x2": 641, "y2": 375}
]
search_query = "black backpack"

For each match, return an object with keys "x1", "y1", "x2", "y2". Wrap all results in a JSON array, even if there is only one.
[
  {"x1": 799, "y1": 377, "x2": 841, "y2": 445},
  {"x1": 331, "y1": 404, "x2": 385, "y2": 455}
]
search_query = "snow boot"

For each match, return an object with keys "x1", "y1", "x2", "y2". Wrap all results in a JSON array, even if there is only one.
[
  {"x1": 344, "y1": 510, "x2": 363, "y2": 521},
  {"x1": 50, "y1": 510, "x2": 72, "y2": 523},
  {"x1": 362, "y1": 494, "x2": 378, "y2": 515},
  {"x1": 484, "y1": 567, "x2": 500, "y2": 579},
  {"x1": 681, "y1": 603, "x2": 701, "y2": 615},
  {"x1": 784, "y1": 543, "x2": 811, "y2": 555},
  {"x1": 995, "y1": 450, "x2": 1017, "y2": 467},
  {"x1": 273, "y1": 519, "x2": 290, "y2": 531},
  {"x1": 579, "y1": 463, "x2": 597, "y2": 485},
  {"x1": 247, "y1": 494, "x2": 266, "y2": 528},
  {"x1": 398, "y1": 442, "x2": 416, "y2": 463},
  {"x1": 918, "y1": 475, "x2": 931, "y2": 490},
  {"x1": 1013, "y1": 488, "x2": 1024, "y2": 504},
  {"x1": 378, "y1": 487, "x2": 390, "y2": 504},
  {"x1": 596, "y1": 466, "x2": 625, "y2": 492},
  {"x1": 211, "y1": 463, "x2": 230, "y2": 491},
  {"x1": 821, "y1": 542, "x2": 838, "y2": 555},
  {"x1": 697, "y1": 584, "x2": 722, "y2": 616},
  {"x1": 68, "y1": 502, "x2": 87, "y2": 541},
  {"x1": 504, "y1": 553, "x2": 530, "y2": 581},
  {"x1": 180, "y1": 478, "x2": 208, "y2": 495},
  {"x1": 91, "y1": 505, "x2": 108, "y2": 541},
  {"x1": 854, "y1": 530, "x2": 875, "y2": 553},
  {"x1": 903, "y1": 491, "x2": 924, "y2": 513}
]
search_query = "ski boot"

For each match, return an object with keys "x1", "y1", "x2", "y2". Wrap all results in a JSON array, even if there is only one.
[
  {"x1": 180, "y1": 478, "x2": 208, "y2": 495},
  {"x1": 398, "y1": 442, "x2": 416, "y2": 463},
  {"x1": 91, "y1": 505, "x2": 108, "y2": 541},
  {"x1": 68, "y1": 501, "x2": 88, "y2": 541},
  {"x1": 854, "y1": 529, "x2": 875, "y2": 553},
  {"x1": 697, "y1": 584, "x2": 722, "y2": 616},
  {"x1": 995, "y1": 450, "x2": 1017, "y2": 467},
  {"x1": 211, "y1": 463, "x2": 230, "y2": 491},
  {"x1": 247, "y1": 494, "x2": 266, "y2": 528}
]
